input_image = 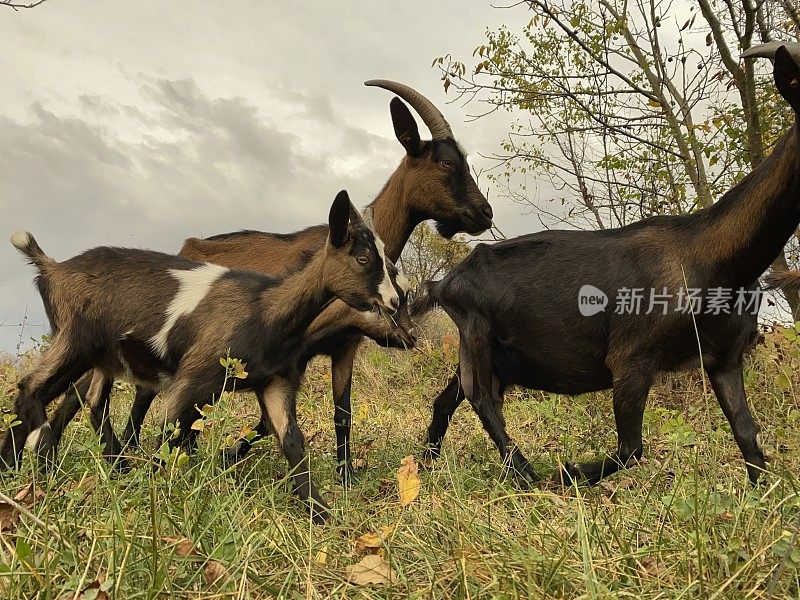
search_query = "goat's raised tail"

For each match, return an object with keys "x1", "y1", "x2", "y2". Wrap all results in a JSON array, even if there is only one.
[
  {"x1": 11, "y1": 231, "x2": 53, "y2": 269},
  {"x1": 410, "y1": 279, "x2": 443, "y2": 318},
  {"x1": 763, "y1": 269, "x2": 800, "y2": 292}
]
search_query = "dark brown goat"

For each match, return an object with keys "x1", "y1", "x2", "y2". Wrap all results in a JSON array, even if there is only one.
[
  {"x1": 413, "y1": 44, "x2": 800, "y2": 487},
  {"x1": 45, "y1": 80, "x2": 492, "y2": 482},
  {"x1": 1, "y1": 191, "x2": 396, "y2": 523}
]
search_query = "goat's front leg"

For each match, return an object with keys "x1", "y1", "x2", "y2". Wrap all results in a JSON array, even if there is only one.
[
  {"x1": 260, "y1": 377, "x2": 329, "y2": 524},
  {"x1": 554, "y1": 371, "x2": 651, "y2": 486},
  {"x1": 331, "y1": 341, "x2": 360, "y2": 486},
  {"x1": 707, "y1": 361, "x2": 766, "y2": 483},
  {"x1": 424, "y1": 368, "x2": 465, "y2": 462}
]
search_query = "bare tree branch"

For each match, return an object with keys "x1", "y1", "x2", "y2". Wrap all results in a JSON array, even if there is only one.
[{"x1": 1, "y1": 0, "x2": 47, "y2": 10}]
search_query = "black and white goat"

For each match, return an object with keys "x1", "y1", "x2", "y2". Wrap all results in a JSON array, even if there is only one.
[{"x1": 0, "y1": 191, "x2": 398, "y2": 523}]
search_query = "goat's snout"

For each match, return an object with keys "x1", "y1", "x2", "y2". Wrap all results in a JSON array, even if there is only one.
[{"x1": 481, "y1": 203, "x2": 493, "y2": 222}]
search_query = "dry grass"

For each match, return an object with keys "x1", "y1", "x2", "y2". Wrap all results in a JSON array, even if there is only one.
[{"x1": 0, "y1": 316, "x2": 799, "y2": 598}]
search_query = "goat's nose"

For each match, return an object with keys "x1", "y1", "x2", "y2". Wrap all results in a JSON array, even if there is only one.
[
  {"x1": 389, "y1": 296, "x2": 400, "y2": 312},
  {"x1": 481, "y1": 203, "x2": 493, "y2": 221}
]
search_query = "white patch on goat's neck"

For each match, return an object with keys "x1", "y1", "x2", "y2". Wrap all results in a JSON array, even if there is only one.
[
  {"x1": 374, "y1": 236, "x2": 399, "y2": 309},
  {"x1": 359, "y1": 309, "x2": 381, "y2": 323},
  {"x1": 395, "y1": 271, "x2": 411, "y2": 295},
  {"x1": 150, "y1": 263, "x2": 228, "y2": 357}
]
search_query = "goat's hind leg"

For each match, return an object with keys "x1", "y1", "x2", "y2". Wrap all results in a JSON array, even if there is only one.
[
  {"x1": 1, "y1": 337, "x2": 89, "y2": 470},
  {"x1": 121, "y1": 386, "x2": 157, "y2": 450},
  {"x1": 707, "y1": 361, "x2": 766, "y2": 483},
  {"x1": 85, "y1": 371, "x2": 131, "y2": 472},
  {"x1": 48, "y1": 371, "x2": 92, "y2": 447},
  {"x1": 554, "y1": 371, "x2": 651, "y2": 486},
  {"x1": 460, "y1": 321, "x2": 538, "y2": 487},
  {"x1": 221, "y1": 410, "x2": 272, "y2": 467}
]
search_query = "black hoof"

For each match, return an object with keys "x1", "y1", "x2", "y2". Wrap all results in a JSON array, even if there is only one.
[
  {"x1": 421, "y1": 446, "x2": 441, "y2": 470},
  {"x1": 337, "y1": 463, "x2": 357, "y2": 487},
  {"x1": 110, "y1": 455, "x2": 132, "y2": 473},
  {"x1": 550, "y1": 463, "x2": 582, "y2": 487},
  {"x1": 310, "y1": 501, "x2": 331, "y2": 525},
  {"x1": 221, "y1": 442, "x2": 250, "y2": 468}
]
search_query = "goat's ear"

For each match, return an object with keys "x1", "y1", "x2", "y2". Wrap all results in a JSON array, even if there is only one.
[
  {"x1": 349, "y1": 201, "x2": 366, "y2": 229},
  {"x1": 774, "y1": 45, "x2": 800, "y2": 113},
  {"x1": 390, "y1": 97, "x2": 423, "y2": 157},
  {"x1": 328, "y1": 190, "x2": 351, "y2": 249}
]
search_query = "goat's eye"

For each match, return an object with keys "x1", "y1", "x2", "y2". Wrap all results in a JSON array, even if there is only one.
[
  {"x1": 440, "y1": 160, "x2": 454, "y2": 169},
  {"x1": 357, "y1": 255, "x2": 369, "y2": 266}
]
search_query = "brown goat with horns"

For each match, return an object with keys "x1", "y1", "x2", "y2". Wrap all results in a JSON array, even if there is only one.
[{"x1": 44, "y1": 80, "x2": 493, "y2": 484}]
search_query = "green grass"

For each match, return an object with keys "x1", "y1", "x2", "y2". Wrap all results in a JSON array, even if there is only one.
[{"x1": 1, "y1": 321, "x2": 800, "y2": 598}]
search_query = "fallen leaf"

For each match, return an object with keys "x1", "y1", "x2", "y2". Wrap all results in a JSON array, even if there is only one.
[
  {"x1": 13, "y1": 482, "x2": 45, "y2": 507},
  {"x1": 355, "y1": 532, "x2": 382, "y2": 554},
  {"x1": 0, "y1": 502, "x2": 19, "y2": 532},
  {"x1": 204, "y1": 560, "x2": 227, "y2": 586},
  {"x1": 69, "y1": 475, "x2": 97, "y2": 493},
  {"x1": 59, "y1": 578, "x2": 110, "y2": 600},
  {"x1": 639, "y1": 556, "x2": 662, "y2": 578},
  {"x1": 354, "y1": 526, "x2": 394, "y2": 554},
  {"x1": 345, "y1": 554, "x2": 395, "y2": 586},
  {"x1": 397, "y1": 455, "x2": 420, "y2": 507},
  {"x1": 162, "y1": 536, "x2": 195, "y2": 557},
  {"x1": 314, "y1": 545, "x2": 328, "y2": 565}
]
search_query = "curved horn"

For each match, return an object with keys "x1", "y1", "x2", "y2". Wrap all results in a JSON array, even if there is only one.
[
  {"x1": 742, "y1": 42, "x2": 800, "y2": 63},
  {"x1": 365, "y1": 79, "x2": 454, "y2": 140}
]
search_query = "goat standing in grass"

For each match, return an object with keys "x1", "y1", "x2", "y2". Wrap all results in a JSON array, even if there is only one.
[
  {"x1": 0, "y1": 191, "x2": 397, "y2": 523},
  {"x1": 414, "y1": 44, "x2": 800, "y2": 487},
  {"x1": 46, "y1": 80, "x2": 493, "y2": 484}
]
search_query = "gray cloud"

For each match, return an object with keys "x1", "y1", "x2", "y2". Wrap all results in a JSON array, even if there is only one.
[{"x1": 0, "y1": 1, "x2": 531, "y2": 354}]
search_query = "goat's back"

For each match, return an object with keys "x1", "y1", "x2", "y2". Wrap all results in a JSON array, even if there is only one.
[{"x1": 179, "y1": 225, "x2": 329, "y2": 276}]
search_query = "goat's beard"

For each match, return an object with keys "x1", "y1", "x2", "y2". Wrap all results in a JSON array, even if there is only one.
[{"x1": 436, "y1": 216, "x2": 489, "y2": 239}]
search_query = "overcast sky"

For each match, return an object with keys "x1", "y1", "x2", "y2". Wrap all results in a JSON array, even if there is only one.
[{"x1": 0, "y1": 1, "x2": 542, "y2": 354}]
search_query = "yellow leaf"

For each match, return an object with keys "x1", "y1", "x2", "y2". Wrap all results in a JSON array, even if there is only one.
[
  {"x1": 315, "y1": 547, "x2": 328, "y2": 565},
  {"x1": 354, "y1": 532, "x2": 382, "y2": 554},
  {"x1": 345, "y1": 554, "x2": 395, "y2": 586},
  {"x1": 397, "y1": 455, "x2": 420, "y2": 507},
  {"x1": 355, "y1": 403, "x2": 369, "y2": 424},
  {"x1": 647, "y1": 99, "x2": 662, "y2": 108},
  {"x1": 191, "y1": 419, "x2": 205, "y2": 432}
]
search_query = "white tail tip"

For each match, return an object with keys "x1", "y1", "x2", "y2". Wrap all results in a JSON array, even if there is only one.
[{"x1": 10, "y1": 231, "x2": 31, "y2": 250}]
